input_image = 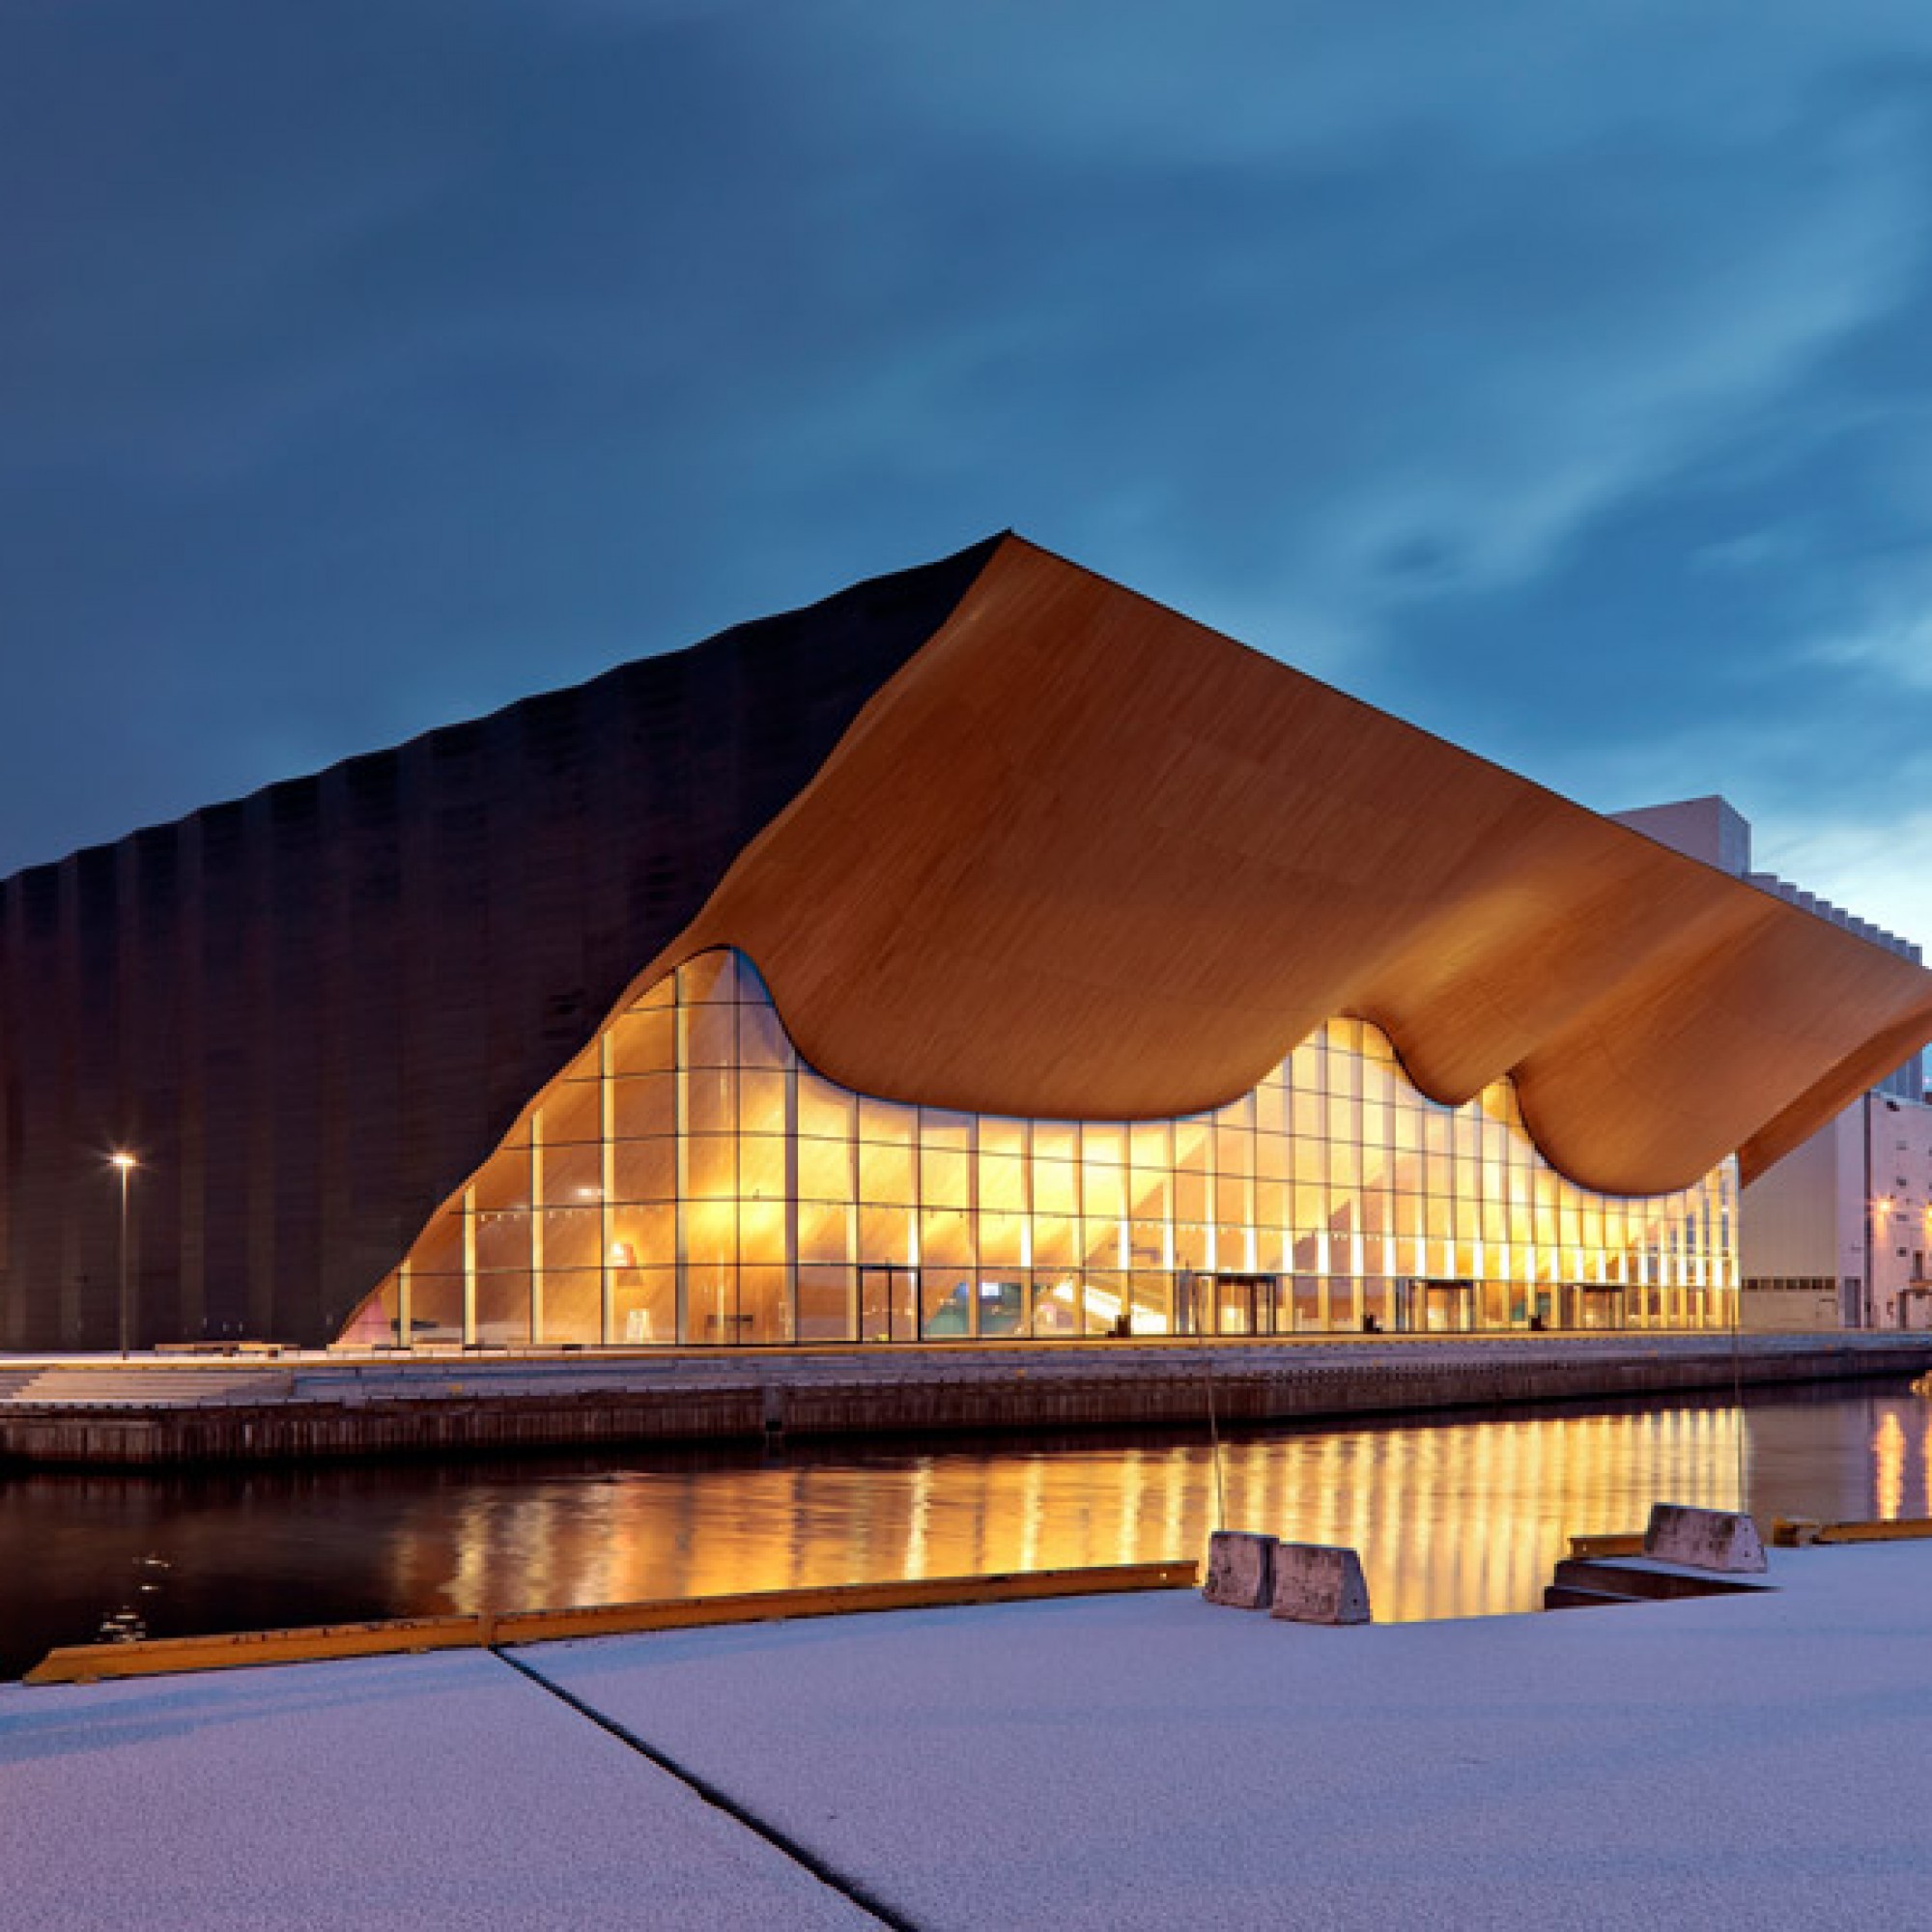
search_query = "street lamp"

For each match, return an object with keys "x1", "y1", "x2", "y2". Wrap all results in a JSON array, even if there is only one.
[{"x1": 110, "y1": 1152, "x2": 137, "y2": 1357}]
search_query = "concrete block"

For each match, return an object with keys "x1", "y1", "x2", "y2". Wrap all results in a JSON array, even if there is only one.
[
  {"x1": 1644, "y1": 1503, "x2": 1768, "y2": 1574},
  {"x1": 1203, "y1": 1530, "x2": 1276, "y2": 1609},
  {"x1": 1270, "y1": 1542, "x2": 1372, "y2": 1626}
]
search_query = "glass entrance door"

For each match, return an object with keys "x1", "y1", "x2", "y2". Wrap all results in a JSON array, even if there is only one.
[
  {"x1": 1211, "y1": 1273, "x2": 1281, "y2": 1335},
  {"x1": 1401, "y1": 1279, "x2": 1476, "y2": 1332},
  {"x1": 859, "y1": 1264, "x2": 918, "y2": 1343}
]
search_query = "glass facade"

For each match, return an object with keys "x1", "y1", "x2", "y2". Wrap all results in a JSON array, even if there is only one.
[{"x1": 340, "y1": 948, "x2": 1738, "y2": 1349}]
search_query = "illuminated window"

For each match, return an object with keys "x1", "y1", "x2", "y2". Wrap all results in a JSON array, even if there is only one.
[{"x1": 343, "y1": 952, "x2": 1738, "y2": 1349}]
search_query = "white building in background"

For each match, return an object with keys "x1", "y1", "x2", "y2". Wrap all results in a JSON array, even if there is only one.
[{"x1": 1612, "y1": 796, "x2": 1931, "y2": 1330}]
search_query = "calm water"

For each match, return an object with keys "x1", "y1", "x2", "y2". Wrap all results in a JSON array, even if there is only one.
[{"x1": 3, "y1": 1382, "x2": 1926, "y2": 1679}]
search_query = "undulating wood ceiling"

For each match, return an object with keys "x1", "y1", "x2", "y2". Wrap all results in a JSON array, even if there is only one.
[{"x1": 629, "y1": 535, "x2": 1932, "y2": 1195}]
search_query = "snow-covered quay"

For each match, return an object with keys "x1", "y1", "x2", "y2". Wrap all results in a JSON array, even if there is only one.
[{"x1": 4, "y1": 1540, "x2": 1929, "y2": 1930}]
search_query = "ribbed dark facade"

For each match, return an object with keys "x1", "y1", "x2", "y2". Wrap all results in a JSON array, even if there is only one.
[{"x1": 0, "y1": 539, "x2": 997, "y2": 1350}]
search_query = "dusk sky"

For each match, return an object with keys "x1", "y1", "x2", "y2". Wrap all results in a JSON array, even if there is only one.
[{"x1": 6, "y1": 4, "x2": 1932, "y2": 941}]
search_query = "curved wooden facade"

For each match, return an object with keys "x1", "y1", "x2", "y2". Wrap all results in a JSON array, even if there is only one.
[{"x1": 639, "y1": 536, "x2": 1932, "y2": 1197}]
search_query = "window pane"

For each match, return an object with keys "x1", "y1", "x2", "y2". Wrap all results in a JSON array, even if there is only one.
[
  {"x1": 739, "y1": 1069, "x2": 788, "y2": 1136},
  {"x1": 978, "y1": 1153, "x2": 1027, "y2": 1215},
  {"x1": 860, "y1": 1143, "x2": 915, "y2": 1203},
  {"x1": 1032, "y1": 1273, "x2": 1080, "y2": 1335},
  {"x1": 921, "y1": 1267, "x2": 973, "y2": 1338},
  {"x1": 798, "y1": 1139, "x2": 854, "y2": 1202},
  {"x1": 610, "y1": 1074, "x2": 675, "y2": 1139},
  {"x1": 688, "y1": 1264, "x2": 738, "y2": 1343},
  {"x1": 1033, "y1": 1161, "x2": 1077, "y2": 1217},
  {"x1": 740, "y1": 1136, "x2": 786, "y2": 1203},
  {"x1": 611, "y1": 1267, "x2": 674, "y2": 1345},
  {"x1": 796, "y1": 1200, "x2": 853, "y2": 1264},
  {"x1": 739, "y1": 1265, "x2": 792, "y2": 1344},
  {"x1": 410, "y1": 1273, "x2": 464, "y2": 1344},
  {"x1": 539, "y1": 1207, "x2": 602, "y2": 1270},
  {"x1": 607, "y1": 1203, "x2": 673, "y2": 1269},
  {"x1": 474, "y1": 1147, "x2": 532, "y2": 1216},
  {"x1": 607, "y1": 1009, "x2": 674, "y2": 1077},
  {"x1": 474, "y1": 1208, "x2": 530, "y2": 1273},
  {"x1": 738, "y1": 1199, "x2": 787, "y2": 1265},
  {"x1": 474, "y1": 1272, "x2": 530, "y2": 1347},
  {"x1": 542, "y1": 1268, "x2": 605, "y2": 1346},
  {"x1": 1082, "y1": 1164, "x2": 1125, "y2": 1220},
  {"x1": 979, "y1": 1210, "x2": 1027, "y2": 1267},
  {"x1": 611, "y1": 1138, "x2": 675, "y2": 1204},
  {"x1": 540, "y1": 1141, "x2": 602, "y2": 1208},
  {"x1": 797, "y1": 1074, "x2": 855, "y2": 1141},
  {"x1": 919, "y1": 1109, "x2": 972, "y2": 1153},
  {"x1": 922, "y1": 1208, "x2": 973, "y2": 1267},
  {"x1": 859, "y1": 1096, "x2": 912, "y2": 1145},
  {"x1": 680, "y1": 1003, "x2": 736, "y2": 1070},
  {"x1": 677, "y1": 952, "x2": 738, "y2": 1005},
  {"x1": 542, "y1": 1080, "x2": 603, "y2": 1146},
  {"x1": 686, "y1": 1136, "x2": 735, "y2": 1200},
  {"x1": 684, "y1": 1200, "x2": 738, "y2": 1265},
  {"x1": 738, "y1": 1006, "x2": 793, "y2": 1071},
  {"x1": 1032, "y1": 1216, "x2": 1075, "y2": 1265},
  {"x1": 797, "y1": 1264, "x2": 854, "y2": 1342},
  {"x1": 977, "y1": 1277, "x2": 1027, "y2": 1337},
  {"x1": 921, "y1": 1148, "x2": 972, "y2": 1208},
  {"x1": 859, "y1": 1205, "x2": 912, "y2": 1264}
]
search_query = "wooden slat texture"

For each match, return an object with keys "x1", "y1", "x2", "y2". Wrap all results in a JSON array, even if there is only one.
[{"x1": 631, "y1": 536, "x2": 1932, "y2": 1196}]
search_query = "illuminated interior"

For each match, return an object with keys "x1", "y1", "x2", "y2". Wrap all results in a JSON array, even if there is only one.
[{"x1": 338, "y1": 948, "x2": 1738, "y2": 1348}]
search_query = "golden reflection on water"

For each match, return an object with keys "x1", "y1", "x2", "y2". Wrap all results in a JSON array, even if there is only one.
[
  {"x1": 426, "y1": 1405, "x2": 1748, "y2": 1626},
  {"x1": 1874, "y1": 1411, "x2": 1906, "y2": 1520},
  {"x1": 19, "y1": 1388, "x2": 1932, "y2": 1679}
]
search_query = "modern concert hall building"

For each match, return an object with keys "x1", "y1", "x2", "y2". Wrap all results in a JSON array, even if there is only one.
[{"x1": 7, "y1": 535, "x2": 1932, "y2": 1352}]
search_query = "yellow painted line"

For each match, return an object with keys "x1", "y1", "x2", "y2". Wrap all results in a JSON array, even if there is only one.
[
  {"x1": 1567, "y1": 1532, "x2": 1645, "y2": 1558},
  {"x1": 490, "y1": 1561, "x2": 1198, "y2": 1644},
  {"x1": 24, "y1": 1561, "x2": 1198, "y2": 1687},
  {"x1": 1772, "y1": 1516, "x2": 1932, "y2": 1547},
  {"x1": 25, "y1": 1615, "x2": 482, "y2": 1685},
  {"x1": 1815, "y1": 1517, "x2": 1932, "y2": 1544}
]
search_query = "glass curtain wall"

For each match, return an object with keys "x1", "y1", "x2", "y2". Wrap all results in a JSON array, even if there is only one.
[{"x1": 342, "y1": 948, "x2": 1738, "y2": 1348}]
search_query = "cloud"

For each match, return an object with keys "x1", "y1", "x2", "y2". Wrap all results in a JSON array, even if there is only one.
[{"x1": 3, "y1": 0, "x2": 1932, "y2": 950}]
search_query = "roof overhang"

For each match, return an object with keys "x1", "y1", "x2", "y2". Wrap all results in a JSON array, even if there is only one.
[{"x1": 633, "y1": 535, "x2": 1932, "y2": 1195}]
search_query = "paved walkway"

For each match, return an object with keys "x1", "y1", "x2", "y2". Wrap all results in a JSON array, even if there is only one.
[{"x1": 6, "y1": 1541, "x2": 1932, "y2": 1928}]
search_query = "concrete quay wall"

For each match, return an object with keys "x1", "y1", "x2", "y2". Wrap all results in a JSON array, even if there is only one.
[{"x1": 4, "y1": 1334, "x2": 1931, "y2": 1467}]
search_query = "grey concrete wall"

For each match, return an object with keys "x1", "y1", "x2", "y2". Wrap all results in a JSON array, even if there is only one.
[{"x1": 6, "y1": 1334, "x2": 1929, "y2": 1467}]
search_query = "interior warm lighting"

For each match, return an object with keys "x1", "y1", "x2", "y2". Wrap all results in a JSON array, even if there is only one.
[
  {"x1": 337, "y1": 947, "x2": 1738, "y2": 1350},
  {"x1": 109, "y1": 1151, "x2": 137, "y2": 1171}
]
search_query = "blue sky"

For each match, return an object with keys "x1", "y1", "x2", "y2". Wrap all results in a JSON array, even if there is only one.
[{"x1": 6, "y1": 2, "x2": 1932, "y2": 940}]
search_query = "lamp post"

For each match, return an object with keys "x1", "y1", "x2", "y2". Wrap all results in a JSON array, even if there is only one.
[{"x1": 111, "y1": 1152, "x2": 137, "y2": 1357}]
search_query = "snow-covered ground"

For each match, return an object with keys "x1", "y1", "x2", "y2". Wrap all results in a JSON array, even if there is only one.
[
  {"x1": 6, "y1": 1543, "x2": 1930, "y2": 1929},
  {"x1": 0, "y1": 1647, "x2": 873, "y2": 1931}
]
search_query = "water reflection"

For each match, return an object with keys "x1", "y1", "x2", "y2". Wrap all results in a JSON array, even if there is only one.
[
  {"x1": 1, "y1": 1383, "x2": 1926, "y2": 1679},
  {"x1": 397, "y1": 1405, "x2": 1749, "y2": 1627}
]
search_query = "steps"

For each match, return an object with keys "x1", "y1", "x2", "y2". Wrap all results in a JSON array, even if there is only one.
[
  {"x1": 1543, "y1": 1554, "x2": 1773, "y2": 1611},
  {"x1": 0, "y1": 1366, "x2": 295, "y2": 1406}
]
